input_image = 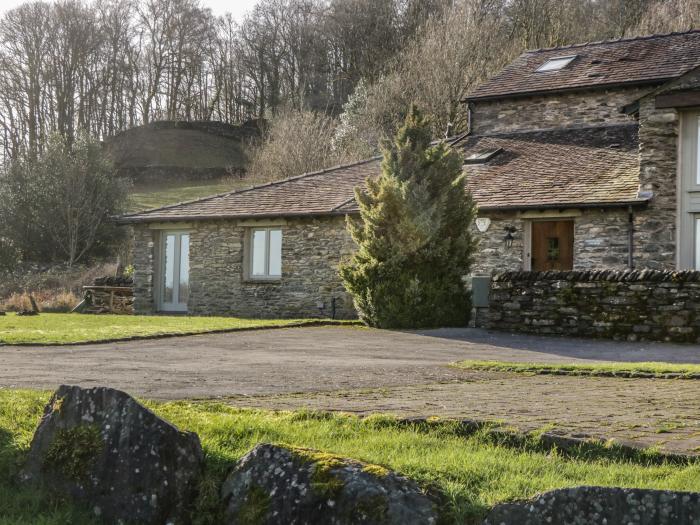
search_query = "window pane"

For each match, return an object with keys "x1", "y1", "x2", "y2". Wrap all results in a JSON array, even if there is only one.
[
  {"x1": 536, "y1": 56, "x2": 576, "y2": 72},
  {"x1": 251, "y1": 229, "x2": 267, "y2": 276},
  {"x1": 268, "y1": 229, "x2": 282, "y2": 276},
  {"x1": 179, "y1": 234, "x2": 190, "y2": 303},
  {"x1": 163, "y1": 234, "x2": 175, "y2": 303}
]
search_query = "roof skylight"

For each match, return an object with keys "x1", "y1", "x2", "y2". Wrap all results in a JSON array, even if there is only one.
[
  {"x1": 464, "y1": 148, "x2": 502, "y2": 164},
  {"x1": 536, "y1": 55, "x2": 577, "y2": 72}
]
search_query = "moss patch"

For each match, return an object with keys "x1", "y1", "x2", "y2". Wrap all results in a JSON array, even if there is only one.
[
  {"x1": 354, "y1": 494, "x2": 389, "y2": 523},
  {"x1": 288, "y1": 447, "x2": 346, "y2": 499},
  {"x1": 237, "y1": 485, "x2": 270, "y2": 525},
  {"x1": 362, "y1": 464, "x2": 391, "y2": 477},
  {"x1": 43, "y1": 425, "x2": 104, "y2": 482}
]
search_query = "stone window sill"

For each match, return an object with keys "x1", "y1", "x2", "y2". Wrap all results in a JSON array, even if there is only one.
[{"x1": 242, "y1": 277, "x2": 283, "y2": 285}]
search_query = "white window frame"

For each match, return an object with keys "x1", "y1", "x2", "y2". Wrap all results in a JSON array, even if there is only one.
[
  {"x1": 536, "y1": 55, "x2": 577, "y2": 72},
  {"x1": 696, "y1": 115, "x2": 700, "y2": 186},
  {"x1": 248, "y1": 227, "x2": 282, "y2": 280},
  {"x1": 159, "y1": 231, "x2": 190, "y2": 312},
  {"x1": 695, "y1": 216, "x2": 700, "y2": 271}
]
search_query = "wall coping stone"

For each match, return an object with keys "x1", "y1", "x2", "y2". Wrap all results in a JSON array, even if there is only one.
[{"x1": 493, "y1": 269, "x2": 700, "y2": 283}]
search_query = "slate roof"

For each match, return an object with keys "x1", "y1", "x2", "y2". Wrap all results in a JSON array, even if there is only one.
[
  {"x1": 457, "y1": 124, "x2": 642, "y2": 210},
  {"x1": 118, "y1": 124, "x2": 644, "y2": 224},
  {"x1": 466, "y1": 30, "x2": 700, "y2": 101}
]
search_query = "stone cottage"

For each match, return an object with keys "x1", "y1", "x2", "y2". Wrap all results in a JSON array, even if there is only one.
[{"x1": 119, "y1": 30, "x2": 700, "y2": 318}]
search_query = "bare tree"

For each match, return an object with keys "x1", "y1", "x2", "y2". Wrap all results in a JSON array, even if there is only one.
[{"x1": 248, "y1": 108, "x2": 348, "y2": 183}]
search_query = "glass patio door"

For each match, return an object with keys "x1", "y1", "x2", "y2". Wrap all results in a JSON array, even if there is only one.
[{"x1": 161, "y1": 232, "x2": 190, "y2": 312}]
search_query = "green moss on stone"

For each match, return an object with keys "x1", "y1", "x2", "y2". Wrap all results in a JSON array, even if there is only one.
[
  {"x1": 44, "y1": 424, "x2": 104, "y2": 482},
  {"x1": 362, "y1": 464, "x2": 390, "y2": 477},
  {"x1": 287, "y1": 447, "x2": 347, "y2": 499},
  {"x1": 354, "y1": 494, "x2": 389, "y2": 523},
  {"x1": 237, "y1": 485, "x2": 270, "y2": 525}
]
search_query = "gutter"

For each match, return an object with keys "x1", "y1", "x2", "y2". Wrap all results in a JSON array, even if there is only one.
[
  {"x1": 116, "y1": 209, "x2": 356, "y2": 225},
  {"x1": 476, "y1": 199, "x2": 650, "y2": 213}
]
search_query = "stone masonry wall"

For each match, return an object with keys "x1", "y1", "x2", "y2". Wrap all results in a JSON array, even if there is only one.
[
  {"x1": 132, "y1": 216, "x2": 358, "y2": 319},
  {"x1": 573, "y1": 209, "x2": 630, "y2": 270},
  {"x1": 132, "y1": 224, "x2": 156, "y2": 314},
  {"x1": 471, "y1": 214, "x2": 525, "y2": 274},
  {"x1": 471, "y1": 209, "x2": 631, "y2": 274},
  {"x1": 470, "y1": 86, "x2": 651, "y2": 134},
  {"x1": 635, "y1": 97, "x2": 678, "y2": 270},
  {"x1": 489, "y1": 270, "x2": 700, "y2": 343}
]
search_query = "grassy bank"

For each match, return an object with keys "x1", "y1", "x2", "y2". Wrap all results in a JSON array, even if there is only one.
[
  {"x1": 0, "y1": 313, "x2": 358, "y2": 345},
  {"x1": 1, "y1": 390, "x2": 698, "y2": 524},
  {"x1": 128, "y1": 179, "x2": 244, "y2": 211},
  {"x1": 451, "y1": 360, "x2": 700, "y2": 379}
]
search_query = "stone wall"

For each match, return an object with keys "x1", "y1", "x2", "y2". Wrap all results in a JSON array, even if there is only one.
[
  {"x1": 471, "y1": 213, "x2": 525, "y2": 274},
  {"x1": 635, "y1": 96, "x2": 678, "y2": 270},
  {"x1": 469, "y1": 81, "x2": 681, "y2": 272},
  {"x1": 489, "y1": 270, "x2": 700, "y2": 343},
  {"x1": 471, "y1": 209, "x2": 631, "y2": 274},
  {"x1": 573, "y1": 209, "x2": 630, "y2": 270},
  {"x1": 132, "y1": 216, "x2": 358, "y2": 319},
  {"x1": 470, "y1": 86, "x2": 650, "y2": 134},
  {"x1": 132, "y1": 225, "x2": 156, "y2": 314}
]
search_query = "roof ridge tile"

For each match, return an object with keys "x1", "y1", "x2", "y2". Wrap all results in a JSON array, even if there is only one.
[{"x1": 527, "y1": 28, "x2": 700, "y2": 54}]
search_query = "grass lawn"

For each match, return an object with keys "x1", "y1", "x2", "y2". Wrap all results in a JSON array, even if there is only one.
[
  {"x1": 451, "y1": 360, "x2": 700, "y2": 379},
  {"x1": 0, "y1": 313, "x2": 357, "y2": 345},
  {"x1": 128, "y1": 179, "x2": 246, "y2": 211},
  {"x1": 1, "y1": 390, "x2": 699, "y2": 525}
]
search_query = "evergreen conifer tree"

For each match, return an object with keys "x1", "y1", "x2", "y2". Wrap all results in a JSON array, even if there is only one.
[{"x1": 339, "y1": 106, "x2": 477, "y2": 328}]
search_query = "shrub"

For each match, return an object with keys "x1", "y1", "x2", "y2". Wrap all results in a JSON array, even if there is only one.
[
  {"x1": 0, "y1": 237, "x2": 21, "y2": 272},
  {"x1": 0, "y1": 133, "x2": 128, "y2": 266},
  {"x1": 339, "y1": 106, "x2": 476, "y2": 329},
  {"x1": 2, "y1": 290, "x2": 80, "y2": 313}
]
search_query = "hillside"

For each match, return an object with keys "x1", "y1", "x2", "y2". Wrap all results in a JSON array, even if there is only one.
[{"x1": 105, "y1": 119, "x2": 263, "y2": 184}]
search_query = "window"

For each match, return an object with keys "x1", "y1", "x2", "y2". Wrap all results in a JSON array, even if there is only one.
[
  {"x1": 161, "y1": 232, "x2": 190, "y2": 312},
  {"x1": 463, "y1": 148, "x2": 503, "y2": 164},
  {"x1": 249, "y1": 228, "x2": 282, "y2": 279},
  {"x1": 536, "y1": 55, "x2": 576, "y2": 72}
]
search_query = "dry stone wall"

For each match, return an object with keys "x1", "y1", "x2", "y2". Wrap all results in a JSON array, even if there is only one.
[{"x1": 489, "y1": 270, "x2": 700, "y2": 343}]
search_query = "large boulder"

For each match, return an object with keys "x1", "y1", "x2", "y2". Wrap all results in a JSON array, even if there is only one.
[
  {"x1": 20, "y1": 385, "x2": 203, "y2": 524},
  {"x1": 221, "y1": 443, "x2": 438, "y2": 525},
  {"x1": 483, "y1": 486, "x2": 700, "y2": 525}
]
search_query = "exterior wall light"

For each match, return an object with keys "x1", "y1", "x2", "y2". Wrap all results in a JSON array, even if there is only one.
[{"x1": 503, "y1": 225, "x2": 517, "y2": 249}]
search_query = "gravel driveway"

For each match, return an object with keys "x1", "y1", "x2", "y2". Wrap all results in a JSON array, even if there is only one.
[{"x1": 2, "y1": 326, "x2": 699, "y2": 454}]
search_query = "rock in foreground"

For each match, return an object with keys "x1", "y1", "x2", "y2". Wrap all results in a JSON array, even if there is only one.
[
  {"x1": 21, "y1": 385, "x2": 203, "y2": 525},
  {"x1": 221, "y1": 443, "x2": 438, "y2": 525},
  {"x1": 483, "y1": 485, "x2": 700, "y2": 525}
]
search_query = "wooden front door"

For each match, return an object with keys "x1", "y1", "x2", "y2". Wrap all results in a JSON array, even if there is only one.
[{"x1": 531, "y1": 221, "x2": 574, "y2": 271}]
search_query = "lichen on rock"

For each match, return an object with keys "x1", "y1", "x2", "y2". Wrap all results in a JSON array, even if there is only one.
[
  {"x1": 483, "y1": 485, "x2": 700, "y2": 525},
  {"x1": 221, "y1": 443, "x2": 438, "y2": 524},
  {"x1": 20, "y1": 385, "x2": 203, "y2": 525}
]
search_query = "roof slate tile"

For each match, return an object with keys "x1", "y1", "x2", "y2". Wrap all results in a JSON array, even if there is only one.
[{"x1": 466, "y1": 30, "x2": 700, "y2": 101}]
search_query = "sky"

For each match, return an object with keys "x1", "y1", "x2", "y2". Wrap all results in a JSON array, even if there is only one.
[{"x1": 0, "y1": 0, "x2": 259, "y2": 19}]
